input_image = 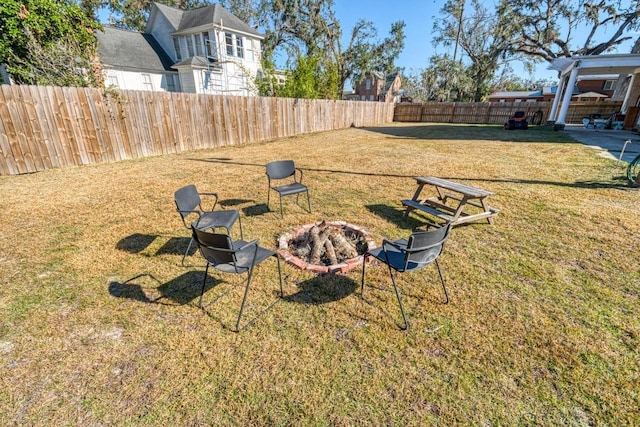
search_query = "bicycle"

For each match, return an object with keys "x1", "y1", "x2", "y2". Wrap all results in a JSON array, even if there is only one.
[{"x1": 627, "y1": 152, "x2": 640, "y2": 186}]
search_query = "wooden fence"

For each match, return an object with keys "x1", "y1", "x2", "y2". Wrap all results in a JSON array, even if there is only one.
[
  {"x1": 0, "y1": 85, "x2": 394, "y2": 176},
  {"x1": 394, "y1": 100, "x2": 624, "y2": 125},
  {"x1": 393, "y1": 102, "x2": 551, "y2": 124}
]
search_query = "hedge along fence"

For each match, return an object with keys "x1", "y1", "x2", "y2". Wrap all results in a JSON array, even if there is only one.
[{"x1": 0, "y1": 85, "x2": 394, "y2": 176}]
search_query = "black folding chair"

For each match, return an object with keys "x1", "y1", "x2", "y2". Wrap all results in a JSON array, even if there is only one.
[
  {"x1": 266, "y1": 160, "x2": 311, "y2": 217},
  {"x1": 361, "y1": 224, "x2": 451, "y2": 330},
  {"x1": 174, "y1": 184, "x2": 242, "y2": 266},
  {"x1": 191, "y1": 226, "x2": 283, "y2": 332}
]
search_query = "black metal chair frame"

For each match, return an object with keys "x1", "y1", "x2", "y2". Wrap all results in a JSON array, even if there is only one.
[
  {"x1": 191, "y1": 226, "x2": 284, "y2": 332},
  {"x1": 361, "y1": 225, "x2": 451, "y2": 330},
  {"x1": 266, "y1": 160, "x2": 311, "y2": 217},
  {"x1": 175, "y1": 184, "x2": 243, "y2": 267}
]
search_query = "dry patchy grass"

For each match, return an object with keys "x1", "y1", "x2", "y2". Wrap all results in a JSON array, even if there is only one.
[{"x1": 0, "y1": 123, "x2": 638, "y2": 425}]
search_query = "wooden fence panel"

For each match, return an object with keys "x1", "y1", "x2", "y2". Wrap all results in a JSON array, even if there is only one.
[
  {"x1": 394, "y1": 102, "x2": 552, "y2": 125},
  {"x1": 0, "y1": 85, "x2": 395, "y2": 175},
  {"x1": 394, "y1": 101, "x2": 626, "y2": 126}
]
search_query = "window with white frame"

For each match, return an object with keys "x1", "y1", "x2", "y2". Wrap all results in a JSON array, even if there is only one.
[
  {"x1": 186, "y1": 36, "x2": 194, "y2": 57},
  {"x1": 141, "y1": 73, "x2": 153, "y2": 91},
  {"x1": 603, "y1": 80, "x2": 616, "y2": 90},
  {"x1": 106, "y1": 75, "x2": 119, "y2": 88},
  {"x1": 203, "y1": 32, "x2": 214, "y2": 58},
  {"x1": 369, "y1": 95, "x2": 374, "y2": 101},
  {"x1": 173, "y1": 38, "x2": 182, "y2": 61},
  {"x1": 225, "y1": 32, "x2": 234, "y2": 56},
  {"x1": 365, "y1": 78, "x2": 371, "y2": 90},
  {"x1": 235, "y1": 35, "x2": 244, "y2": 58}
]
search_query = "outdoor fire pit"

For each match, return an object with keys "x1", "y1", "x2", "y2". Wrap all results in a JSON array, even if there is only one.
[{"x1": 277, "y1": 220, "x2": 376, "y2": 275}]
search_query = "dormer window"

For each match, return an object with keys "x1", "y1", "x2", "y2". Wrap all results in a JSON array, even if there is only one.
[{"x1": 603, "y1": 80, "x2": 616, "y2": 90}]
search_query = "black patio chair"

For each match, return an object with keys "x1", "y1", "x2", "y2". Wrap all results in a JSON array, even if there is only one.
[
  {"x1": 174, "y1": 184, "x2": 243, "y2": 266},
  {"x1": 191, "y1": 226, "x2": 283, "y2": 332},
  {"x1": 266, "y1": 160, "x2": 311, "y2": 217},
  {"x1": 361, "y1": 224, "x2": 451, "y2": 330}
]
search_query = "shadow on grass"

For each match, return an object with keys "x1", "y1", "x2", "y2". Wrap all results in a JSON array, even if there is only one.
[
  {"x1": 108, "y1": 271, "x2": 220, "y2": 306},
  {"x1": 242, "y1": 203, "x2": 270, "y2": 217},
  {"x1": 360, "y1": 124, "x2": 574, "y2": 143},
  {"x1": 219, "y1": 198, "x2": 254, "y2": 208},
  {"x1": 191, "y1": 158, "x2": 415, "y2": 179},
  {"x1": 284, "y1": 274, "x2": 358, "y2": 304},
  {"x1": 115, "y1": 233, "x2": 158, "y2": 253},
  {"x1": 365, "y1": 204, "x2": 428, "y2": 230},
  {"x1": 155, "y1": 236, "x2": 195, "y2": 257}
]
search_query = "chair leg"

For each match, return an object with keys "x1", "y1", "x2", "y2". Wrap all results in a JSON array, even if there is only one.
[
  {"x1": 360, "y1": 254, "x2": 368, "y2": 298},
  {"x1": 388, "y1": 263, "x2": 409, "y2": 330},
  {"x1": 199, "y1": 263, "x2": 210, "y2": 308},
  {"x1": 235, "y1": 266, "x2": 255, "y2": 332},
  {"x1": 275, "y1": 255, "x2": 284, "y2": 297},
  {"x1": 306, "y1": 190, "x2": 311, "y2": 213},
  {"x1": 279, "y1": 194, "x2": 284, "y2": 218},
  {"x1": 236, "y1": 214, "x2": 244, "y2": 239},
  {"x1": 182, "y1": 237, "x2": 194, "y2": 267},
  {"x1": 435, "y1": 259, "x2": 449, "y2": 304}
]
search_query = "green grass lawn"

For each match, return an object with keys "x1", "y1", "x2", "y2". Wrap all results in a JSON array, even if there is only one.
[{"x1": 0, "y1": 123, "x2": 638, "y2": 425}]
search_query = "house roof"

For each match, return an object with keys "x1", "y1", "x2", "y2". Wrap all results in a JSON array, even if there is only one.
[
  {"x1": 572, "y1": 91, "x2": 609, "y2": 98},
  {"x1": 173, "y1": 56, "x2": 214, "y2": 68},
  {"x1": 489, "y1": 91, "x2": 541, "y2": 98},
  {"x1": 97, "y1": 26, "x2": 175, "y2": 72},
  {"x1": 152, "y1": 2, "x2": 262, "y2": 38},
  {"x1": 548, "y1": 54, "x2": 640, "y2": 76},
  {"x1": 383, "y1": 72, "x2": 400, "y2": 93},
  {"x1": 151, "y1": 2, "x2": 182, "y2": 30}
]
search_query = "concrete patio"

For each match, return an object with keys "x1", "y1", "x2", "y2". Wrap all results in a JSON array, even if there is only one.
[{"x1": 563, "y1": 124, "x2": 640, "y2": 163}]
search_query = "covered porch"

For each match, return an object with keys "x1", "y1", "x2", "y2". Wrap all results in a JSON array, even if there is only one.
[{"x1": 547, "y1": 54, "x2": 640, "y2": 129}]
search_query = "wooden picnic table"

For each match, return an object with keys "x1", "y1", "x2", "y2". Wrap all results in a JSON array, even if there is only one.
[{"x1": 401, "y1": 176, "x2": 499, "y2": 226}]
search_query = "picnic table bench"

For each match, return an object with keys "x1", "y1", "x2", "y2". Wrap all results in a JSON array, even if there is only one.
[{"x1": 402, "y1": 176, "x2": 499, "y2": 226}]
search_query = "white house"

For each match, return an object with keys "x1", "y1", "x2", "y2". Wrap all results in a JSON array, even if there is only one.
[{"x1": 97, "y1": 2, "x2": 263, "y2": 96}]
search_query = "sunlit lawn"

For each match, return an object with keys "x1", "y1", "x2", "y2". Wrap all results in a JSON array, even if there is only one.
[{"x1": 0, "y1": 123, "x2": 638, "y2": 425}]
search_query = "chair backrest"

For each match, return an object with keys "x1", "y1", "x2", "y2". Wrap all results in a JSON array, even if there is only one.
[
  {"x1": 404, "y1": 225, "x2": 451, "y2": 268},
  {"x1": 266, "y1": 160, "x2": 296, "y2": 180},
  {"x1": 192, "y1": 227, "x2": 235, "y2": 266},
  {"x1": 175, "y1": 185, "x2": 201, "y2": 220},
  {"x1": 513, "y1": 111, "x2": 525, "y2": 119}
]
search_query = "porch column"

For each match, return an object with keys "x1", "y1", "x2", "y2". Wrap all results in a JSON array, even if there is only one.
[
  {"x1": 547, "y1": 75, "x2": 566, "y2": 124},
  {"x1": 620, "y1": 73, "x2": 637, "y2": 113},
  {"x1": 555, "y1": 66, "x2": 580, "y2": 129}
]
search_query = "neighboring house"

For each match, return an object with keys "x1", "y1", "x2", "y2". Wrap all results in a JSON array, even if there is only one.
[
  {"x1": 487, "y1": 86, "x2": 561, "y2": 103},
  {"x1": 353, "y1": 71, "x2": 403, "y2": 102},
  {"x1": 97, "y1": 26, "x2": 179, "y2": 92},
  {"x1": 576, "y1": 75, "x2": 617, "y2": 98},
  {"x1": 97, "y1": 2, "x2": 263, "y2": 96}
]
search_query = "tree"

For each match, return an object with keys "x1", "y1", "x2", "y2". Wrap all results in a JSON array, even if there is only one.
[
  {"x1": 0, "y1": 0, "x2": 102, "y2": 86},
  {"x1": 492, "y1": 65, "x2": 557, "y2": 92},
  {"x1": 403, "y1": 55, "x2": 473, "y2": 102},
  {"x1": 100, "y1": 0, "x2": 212, "y2": 31},
  {"x1": 499, "y1": 0, "x2": 640, "y2": 62},
  {"x1": 433, "y1": 0, "x2": 514, "y2": 101},
  {"x1": 253, "y1": 0, "x2": 405, "y2": 97}
]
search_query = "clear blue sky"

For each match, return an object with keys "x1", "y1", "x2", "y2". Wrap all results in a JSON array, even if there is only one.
[
  {"x1": 331, "y1": 0, "x2": 637, "y2": 84},
  {"x1": 99, "y1": 1, "x2": 637, "y2": 84}
]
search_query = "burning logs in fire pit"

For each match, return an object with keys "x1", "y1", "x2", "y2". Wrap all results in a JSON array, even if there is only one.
[{"x1": 277, "y1": 221, "x2": 376, "y2": 275}]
